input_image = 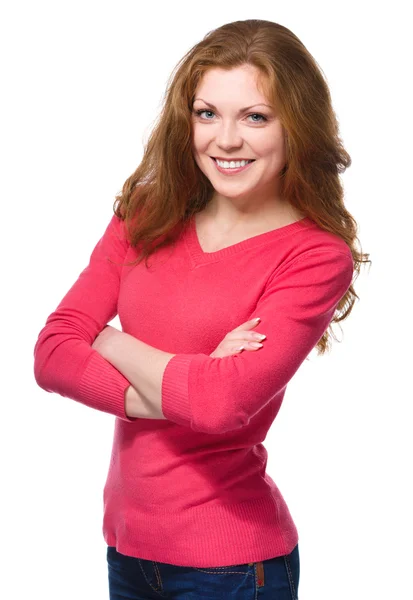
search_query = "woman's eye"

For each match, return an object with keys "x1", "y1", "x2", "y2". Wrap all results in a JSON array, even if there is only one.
[
  {"x1": 194, "y1": 109, "x2": 267, "y2": 123},
  {"x1": 248, "y1": 113, "x2": 267, "y2": 123},
  {"x1": 195, "y1": 109, "x2": 215, "y2": 119}
]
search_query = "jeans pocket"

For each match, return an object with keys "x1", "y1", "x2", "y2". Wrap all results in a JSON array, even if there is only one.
[
  {"x1": 186, "y1": 563, "x2": 255, "y2": 597},
  {"x1": 193, "y1": 562, "x2": 252, "y2": 575}
]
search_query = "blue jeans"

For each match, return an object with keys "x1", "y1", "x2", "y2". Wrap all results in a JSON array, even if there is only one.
[{"x1": 107, "y1": 543, "x2": 299, "y2": 599}]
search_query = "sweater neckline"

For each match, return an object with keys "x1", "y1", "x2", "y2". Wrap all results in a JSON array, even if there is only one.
[{"x1": 185, "y1": 213, "x2": 316, "y2": 265}]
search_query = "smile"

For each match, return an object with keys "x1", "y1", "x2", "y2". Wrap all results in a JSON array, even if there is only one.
[{"x1": 210, "y1": 157, "x2": 255, "y2": 175}]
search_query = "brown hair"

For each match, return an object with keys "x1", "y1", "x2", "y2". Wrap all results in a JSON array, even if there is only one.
[{"x1": 113, "y1": 19, "x2": 371, "y2": 355}]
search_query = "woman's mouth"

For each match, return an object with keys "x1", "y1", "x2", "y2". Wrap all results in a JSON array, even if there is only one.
[{"x1": 211, "y1": 157, "x2": 255, "y2": 175}]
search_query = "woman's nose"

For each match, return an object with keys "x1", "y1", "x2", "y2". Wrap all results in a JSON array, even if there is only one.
[{"x1": 215, "y1": 122, "x2": 243, "y2": 149}]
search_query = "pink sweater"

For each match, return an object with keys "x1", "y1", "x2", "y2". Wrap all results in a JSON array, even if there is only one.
[{"x1": 33, "y1": 212, "x2": 354, "y2": 567}]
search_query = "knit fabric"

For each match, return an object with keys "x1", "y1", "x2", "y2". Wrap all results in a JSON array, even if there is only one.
[{"x1": 34, "y1": 212, "x2": 354, "y2": 567}]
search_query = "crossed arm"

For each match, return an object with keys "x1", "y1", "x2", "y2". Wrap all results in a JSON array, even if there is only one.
[{"x1": 92, "y1": 325, "x2": 176, "y2": 419}]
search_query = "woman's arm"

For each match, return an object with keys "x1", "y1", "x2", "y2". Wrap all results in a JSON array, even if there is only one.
[
  {"x1": 93, "y1": 326, "x2": 175, "y2": 419},
  {"x1": 33, "y1": 215, "x2": 138, "y2": 422},
  {"x1": 94, "y1": 251, "x2": 354, "y2": 434},
  {"x1": 123, "y1": 384, "x2": 166, "y2": 420}
]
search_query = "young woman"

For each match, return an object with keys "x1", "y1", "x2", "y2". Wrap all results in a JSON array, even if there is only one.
[{"x1": 33, "y1": 19, "x2": 369, "y2": 600}]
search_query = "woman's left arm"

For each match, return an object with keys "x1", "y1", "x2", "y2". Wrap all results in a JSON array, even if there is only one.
[{"x1": 92, "y1": 325, "x2": 175, "y2": 419}]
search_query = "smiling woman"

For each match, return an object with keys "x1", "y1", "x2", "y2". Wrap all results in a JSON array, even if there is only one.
[{"x1": 33, "y1": 17, "x2": 370, "y2": 600}]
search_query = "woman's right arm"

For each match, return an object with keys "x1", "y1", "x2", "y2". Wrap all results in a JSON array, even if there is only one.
[{"x1": 33, "y1": 214, "x2": 136, "y2": 422}]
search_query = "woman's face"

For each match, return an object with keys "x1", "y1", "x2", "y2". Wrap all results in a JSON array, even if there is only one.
[{"x1": 191, "y1": 64, "x2": 287, "y2": 207}]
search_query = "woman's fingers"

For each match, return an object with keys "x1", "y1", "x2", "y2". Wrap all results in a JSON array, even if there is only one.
[
  {"x1": 209, "y1": 318, "x2": 265, "y2": 358},
  {"x1": 230, "y1": 317, "x2": 261, "y2": 333},
  {"x1": 225, "y1": 330, "x2": 266, "y2": 343}
]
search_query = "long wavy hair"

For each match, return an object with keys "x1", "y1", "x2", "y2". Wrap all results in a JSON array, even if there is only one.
[{"x1": 113, "y1": 19, "x2": 370, "y2": 355}]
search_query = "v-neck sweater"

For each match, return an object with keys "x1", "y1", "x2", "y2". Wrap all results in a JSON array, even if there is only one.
[{"x1": 33, "y1": 211, "x2": 354, "y2": 568}]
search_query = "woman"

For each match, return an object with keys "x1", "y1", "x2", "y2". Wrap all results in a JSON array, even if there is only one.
[{"x1": 33, "y1": 19, "x2": 369, "y2": 599}]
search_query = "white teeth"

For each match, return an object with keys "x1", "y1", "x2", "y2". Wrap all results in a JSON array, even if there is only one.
[{"x1": 215, "y1": 159, "x2": 253, "y2": 169}]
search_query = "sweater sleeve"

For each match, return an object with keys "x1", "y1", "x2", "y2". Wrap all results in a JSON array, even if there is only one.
[
  {"x1": 33, "y1": 214, "x2": 136, "y2": 422},
  {"x1": 161, "y1": 249, "x2": 354, "y2": 434}
]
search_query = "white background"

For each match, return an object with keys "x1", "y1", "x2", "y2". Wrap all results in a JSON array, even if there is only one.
[{"x1": 1, "y1": 1, "x2": 411, "y2": 598}]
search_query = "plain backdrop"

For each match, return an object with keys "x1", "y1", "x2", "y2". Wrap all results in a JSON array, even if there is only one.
[{"x1": 1, "y1": 1, "x2": 411, "y2": 599}]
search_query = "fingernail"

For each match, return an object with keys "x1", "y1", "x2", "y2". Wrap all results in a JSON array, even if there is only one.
[{"x1": 254, "y1": 317, "x2": 261, "y2": 322}]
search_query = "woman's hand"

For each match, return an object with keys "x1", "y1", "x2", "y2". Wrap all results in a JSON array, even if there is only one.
[{"x1": 210, "y1": 318, "x2": 266, "y2": 358}]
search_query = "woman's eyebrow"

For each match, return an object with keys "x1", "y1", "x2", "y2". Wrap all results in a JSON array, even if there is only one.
[{"x1": 193, "y1": 98, "x2": 273, "y2": 113}]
